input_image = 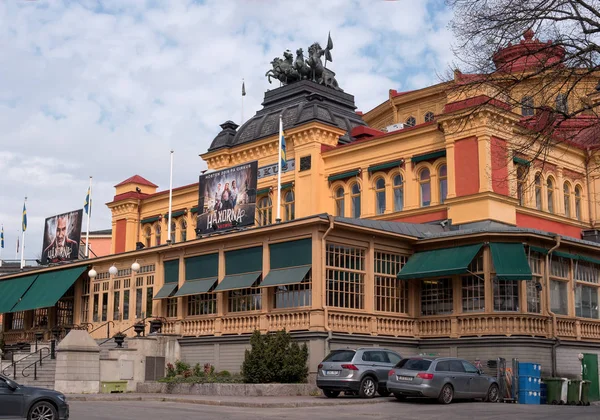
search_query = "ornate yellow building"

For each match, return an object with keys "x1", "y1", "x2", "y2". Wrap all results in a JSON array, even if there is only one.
[{"x1": 2, "y1": 32, "x2": 600, "y2": 392}]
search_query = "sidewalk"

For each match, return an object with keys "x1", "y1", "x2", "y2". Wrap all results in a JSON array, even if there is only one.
[{"x1": 67, "y1": 393, "x2": 391, "y2": 408}]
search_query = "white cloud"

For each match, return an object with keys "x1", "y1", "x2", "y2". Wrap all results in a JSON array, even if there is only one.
[{"x1": 0, "y1": 0, "x2": 454, "y2": 259}]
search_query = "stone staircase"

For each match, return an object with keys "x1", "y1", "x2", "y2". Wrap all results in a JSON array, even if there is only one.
[
  {"x1": 96, "y1": 337, "x2": 129, "y2": 359},
  {"x1": 1, "y1": 348, "x2": 57, "y2": 390}
]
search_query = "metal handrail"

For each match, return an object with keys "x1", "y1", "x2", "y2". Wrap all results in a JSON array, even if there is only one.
[
  {"x1": 97, "y1": 316, "x2": 154, "y2": 346},
  {"x1": 89, "y1": 321, "x2": 115, "y2": 339},
  {"x1": 21, "y1": 351, "x2": 52, "y2": 380},
  {"x1": 2, "y1": 347, "x2": 50, "y2": 379}
]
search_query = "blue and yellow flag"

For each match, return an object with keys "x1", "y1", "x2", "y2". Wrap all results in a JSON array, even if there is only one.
[
  {"x1": 280, "y1": 132, "x2": 287, "y2": 169},
  {"x1": 84, "y1": 187, "x2": 92, "y2": 216},
  {"x1": 22, "y1": 202, "x2": 27, "y2": 232},
  {"x1": 1, "y1": 225, "x2": 4, "y2": 249}
]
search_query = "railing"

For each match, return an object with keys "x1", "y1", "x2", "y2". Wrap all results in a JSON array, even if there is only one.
[
  {"x1": 418, "y1": 317, "x2": 452, "y2": 337},
  {"x1": 89, "y1": 321, "x2": 115, "y2": 339},
  {"x1": 267, "y1": 311, "x2": 310, "y2": 331},
  {"x1": 556, "y1": 318, "x2": 577, "y2": 337},
  {"x1": 222, "y1": 314, "x2": 260, "y2": 334},
  {"x1": 2, "y1": 348, "x2": 50, "y2": 379},
  {"x1": 21, "y1": 350, "x2": 53, "y2": 380},
  {"x1": 181, "y1": 317, "x2": 216, "y2": 336},
  {"x1": 328, "y1": 312, "x2": 371, "y2": 334},
  {"x1": 457, "y1": 314, "x2": 550, "y2": 338},
  {"x1": 376, "y1": 315, "x2": 415, "y2": 337}
]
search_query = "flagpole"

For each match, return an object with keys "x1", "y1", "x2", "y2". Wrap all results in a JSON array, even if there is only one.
[
  {"x1": 276, "y1": 115, "x2": 283, "y2": 223},
  {"x1": 241, "y1": 79, "x2": 245, "y2": 125},
  {"x1": 167, "y1": 150, "x2": 174, "y2": 243},
  {"x1": 85, "y1": 176, "x2": 92, "y2": 258},
  {"x1": 15, "y1": 230, "x2": 19, "y2": 260},
  {"x1": 0, "y1": 226, "x2": 3, "y2": 268},
  {"x1": 20, "y1": 197, "x2": 26, "y2": 269}
]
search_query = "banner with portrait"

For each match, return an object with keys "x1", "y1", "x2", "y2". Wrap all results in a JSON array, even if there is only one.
[
  {"x1": 41, "y1": 209, "x2": 83, "y2": 264},
  {"x1": 196, "y1": 161, "x2": 258, "y2": 234}
]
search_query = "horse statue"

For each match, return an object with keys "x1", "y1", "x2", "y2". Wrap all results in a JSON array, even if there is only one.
[
  {"x1": 307, "y1": 42, "x2": 341, "y2": 90},
  {"x1": 294, "y1": 48, "x2": 311, "y2": 80},
  {"x1": 266, "y1": 51, "x2": 301, "y2": 85}
]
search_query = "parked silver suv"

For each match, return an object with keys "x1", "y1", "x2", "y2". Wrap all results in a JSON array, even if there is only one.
[{"x1": 317, "y1": 348, "x2": 402, "y2": 398}]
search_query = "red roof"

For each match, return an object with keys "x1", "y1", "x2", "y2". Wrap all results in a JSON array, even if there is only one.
[
  {"x1": 114, "y1": 175, "x2": 158, "y2": 188},
  {"x1": 443, "y1": 95, "x2": 511, "y2": 113},
  {"x1": 519, "y1": 111, "x2": 600, "y2": 150}
]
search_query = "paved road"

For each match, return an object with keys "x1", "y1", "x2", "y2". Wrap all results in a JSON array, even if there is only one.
[{"x1": 69, "y1": 399, "x2": 600, "y2": 420}]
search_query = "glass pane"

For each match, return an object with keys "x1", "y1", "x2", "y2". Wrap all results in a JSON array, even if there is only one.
[
  {"x1": 376, "y1": 191, "x2": 385, "y2": 215},
  {"x1": 393, "y1": 186, "x2": 403, "y2": 212},
  {"x1": 440, "y1": 179, "x2": 448, "y2": 204},
  {"x1": 550, "y1": 280, "x2": 568, "y2": 315},
  {"x1": 420, "y1": 182, "x2": 431, "y2": 207}
]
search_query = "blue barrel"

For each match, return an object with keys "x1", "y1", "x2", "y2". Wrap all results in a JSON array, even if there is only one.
[{"x1": 519, "y1": 375, "x2": 541, "y2": 391}]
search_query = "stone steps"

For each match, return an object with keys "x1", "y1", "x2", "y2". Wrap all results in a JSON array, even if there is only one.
[
  {"x1": 3, "y1": 357, "x2": 57, "y2": 390},
  {"x1": 96, "y1": 338, "x2": 128, "y2": 359}
]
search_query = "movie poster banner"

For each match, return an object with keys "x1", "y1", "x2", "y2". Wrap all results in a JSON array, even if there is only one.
[
  {"x1": 41, "y1": 209, "x2": 83, "y2": 264},
  {"x1": 197, "y1": 161, "x2": 258, "y2": 234}
]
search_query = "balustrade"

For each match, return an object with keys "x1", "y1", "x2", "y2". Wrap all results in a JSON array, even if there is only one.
[
  {"x1": 221, "y1": 314, "x2": 260, "y2": 334},
  {"x1": 267, "y1": 311, "x2": 310, "y2": 331},
  {"x1": 457, "y1": 314, "x2": 549, "y2": 338}
]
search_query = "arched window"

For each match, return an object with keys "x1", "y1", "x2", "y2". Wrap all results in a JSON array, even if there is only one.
[
  {"x1": 334, "y1": 187, "x2": 345, "y2": 217},
  {"x1": 419, "y1": 168, "x2": 431, "y2": 207},
  {"x1": 170, "y1": 221, "x2": 177, "y2": 243},
  {"x1": 556, "y1": 93, "x2": 568, "y2": 113},
  {"x1": 534, "y1": 173, "x2": 542, "y2": 210},
  {"x1": 563, "y1": 182, "x2": 571, "y2": 218},
  {"x1": 351, "y1": 183, "x2": 361, "y2": 218},
  {"x1": 144, "y1": 227, "x2": 152, "y2": 248},
  {"x1": 284, "y1": 190, "x2": 295, "y2": 221},
  {"x1": 546, "y1": 176, "x2": 555, "y2": 213},
  {"x1": 375, "y1": 178, "x2": 386, "y2": 215},
  {"x1": 155, "y1": 224, "x2": 161, "y2": 246},
  {"x1": 438, "y1": 164, "x2": 448, "y2": 204},
  {"x1": 424, "y1": 111, "x2": 435, "y2": 123},
  {"x1": 575, "y1": 186, "x2": 583, "y2": 220},
  {"x1": 257, "y1": 196, "x2": 272, "y2": 226},
  {"x1": 393, "y1": 174, "x2": 404, "y2": 212},
  {"x1": 516, "y1": 165, "x2": 527, "y2": 206},
  {"x1": 405, "y1": 116, "x2": 416, "y2": 127},
  {"x1": 180, "y1": 218, "x2": 187, "y2": 242},
  {"x1": 521, "y1": 96, "x2": 534, "y2": 116}
]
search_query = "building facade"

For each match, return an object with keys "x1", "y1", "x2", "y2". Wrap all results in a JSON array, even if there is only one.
[{"x1": 1, "y1": 32, "x2": 600, "y2": 389}]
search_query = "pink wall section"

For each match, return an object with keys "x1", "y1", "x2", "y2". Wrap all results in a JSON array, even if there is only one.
[
  {"x1": 491, "y1": 137, "x2": 510, "y2": 196},
  {"x1": 454, "y1": 136, "x2": 480, "y2": 196},
  {"x1": 516, "y1": 212, "x2": 583, "y2": 239}
]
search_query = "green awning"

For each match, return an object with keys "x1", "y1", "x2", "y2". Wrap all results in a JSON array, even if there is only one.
[
  {"x1": 225, "y1": 246, "x2": 262, "y2": 275},
  {"x1": 397, "y1": 243, "x2": 483, "y2": 280},
  {"x1": 185, "y1": 253, "x2": 218, "y2": 280},
  {"x1": 141, "y1": 216, "x2": 160, "y2": 224},
  {"x1": 490, "y1": 243, "x2": 532, "y2": 281},
  {"x1": 0, "y1": 274, "x2": 38, "y2": 313},
  {"x1": 11, "y1": 266, "x2": 87, "y2": 312},
  {"x1": 257, "y1": 187, "x2": 271, "y2": 195},
  {"x1": 270, "y1": 238, "x2": 312, "y2": 269},
  {"x1": 164, "y1": 210, "x2": 186, "y2": 219},
  {"x1": 164, "y1": 259, "x2": 180, "y2": 284},
  {"x1": 553, "y1": 250, "x2": 578, "y2": 260},
  {"x1": 328, "y1": 170, "x2": 360, "y2": 183},
  {"x1": 214, "y1": 272, "x2": 261, "y2": 292},
  {"x1": 368, "y1": 160, "x2": 404, "y2": 173},
  {"x1": 191, "y1": 206, "x2": 199, "y2": 214},
  {"x1": 153, "y1": 283, "x2": 178, "y2": 300},
  {"x1": 411, "y1": 150, "x2": 446, "y2": 164},
  {"x1": 578, "y1": 255, "x2": 600, "y2": 265},
  {"x1": 261, "y1": 265, "x2": 311, "y2": 287},
  {"x1": 513, "y1": 156, "x2": 531, "y2": 167},
  {"x1": 173, "y1": 277, "x2": 218, "y2": 297},
  {"x1": 281, "y1": 182, "x2": 293, "y2": 190},
  {"x1": 529, "y1": 246, "x2": 548, "y2": 255}
]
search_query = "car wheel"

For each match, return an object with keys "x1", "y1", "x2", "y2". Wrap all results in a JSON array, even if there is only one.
[
  {"x1": 323, "y1": 390, "x2": 340, "y2": 398},
  {"x1": 485, "y1": 384, "x2": 500, "y2": 403},
  {"x1": 358, "y1": 376, "x2": 377, "y2": 398},
  {"x1": 438, "y1": 383, "x2": 454, "y2": 404},
  {"x1": 394, "y1": 393, "x2": 407, "y2": 402},
  {"x1": 29, "y1": 401, "x2": 58, "y2": 420}
]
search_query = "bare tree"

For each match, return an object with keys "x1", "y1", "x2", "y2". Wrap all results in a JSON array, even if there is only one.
[{"x1": 446, "y1": 0, "x2": 600, "y2": 167}]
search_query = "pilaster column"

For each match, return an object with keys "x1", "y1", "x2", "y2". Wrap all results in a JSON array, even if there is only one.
[
  {"x1": 364, "y1": 239, "x2": 375, "y2": 314},
  {"x1": 477, "y1": 135, "x2": 493, "y2": 193},
  {"x1": 445, "y1": 142, "x2": 457, "y2": 199},
  {"x1": 404, "y1": 159, "x2": 418, "y2": 210},
  {"x1": 557, "y1": 168, "x2": 565, "y2": 216}
]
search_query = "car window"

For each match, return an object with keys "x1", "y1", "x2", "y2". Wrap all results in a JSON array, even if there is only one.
[
  {"x1": 0, "y1": 379, "x2": 7, "y2": 388},
  {"x1": 362, "y1": 351, "x2": 389, "y2": 363},
  {"x1": 449, "y1": 360, "x2": 466, "y2": 373},
  {"x1": 323, "y1": 350, "x2": 355, "y2": 362},
  {"x1": 435, "y1": 361, "x2": 450, "y2": 372},
  {"x1": 396, "y1": 358, "x2": 432, "y2": 370},
  {"x1": 462, "y1": 361, "x2": 479, "y2": 374},
  {"x1": 387, "y1": 352, "x2": 401, "y2": 365}
]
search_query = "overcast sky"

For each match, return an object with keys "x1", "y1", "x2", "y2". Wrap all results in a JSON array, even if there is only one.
[{"x1": 0, "y1": 0, "x2": 454, "y2": 260}]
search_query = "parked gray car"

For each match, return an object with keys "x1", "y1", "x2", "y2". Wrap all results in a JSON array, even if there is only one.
[
  {"x1": 387, "y1": 357, "x2": 500, "y2": 404},
  {"x1": 0, "y1": 374, "x2": 69, "y2": 420},
  {"x1": 317, "y1": 348, "x2": 402, "y2": 398}
]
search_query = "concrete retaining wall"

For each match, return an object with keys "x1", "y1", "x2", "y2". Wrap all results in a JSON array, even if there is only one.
[{"x1": 137, "y1": 382, "x2": 319, "y2": 396}]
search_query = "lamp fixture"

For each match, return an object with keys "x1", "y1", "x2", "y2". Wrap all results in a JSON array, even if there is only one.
[
  {"x1": 131, "y1": 260, "x2": 141, "y2": 273},
  {"x1": 88, "y1": 267, "x2": 97, "y2": 279},
  {"x1": 109, "y1": 264, "x2": 118, "y2": 276}
]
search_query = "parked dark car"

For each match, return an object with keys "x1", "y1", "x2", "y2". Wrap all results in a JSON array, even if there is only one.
[
  {"x1": 317, "y1": 348, "x2": 402, "y2": 398},
  {"x1": 387, "y1": 357, "x2": 499, "y2": 404},
  {"x1": 0, "y1": 374, "x2": 69, "y2": 420}
]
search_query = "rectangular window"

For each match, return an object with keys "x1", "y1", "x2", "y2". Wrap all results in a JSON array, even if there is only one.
[
  {"x1": 166, "y1": 298, "x2": 178, "y2": 318},
  {"x1": 493, "y1": 279, "x2": 520, "y2": 312},
  {"x1": 102, "y1": 282, "x2": 109, "y2": 291},
  {"x1": 136, "y1": 288, "x2": 143, "y2": 318},
  {"x1": 575, "y1": 285, "x2": 599, "y2": 319},
  {"x1": 550, "y1": 280, "x2": 568, "y2": 315},
  {"x1": 81, "y1": 296, "x2": 89, "y2": 323},
  {"x1": 56, "y1": 299, "x2": 74, "y2": 326},
  {"x1": 188, "y1": 294, "x2": 217, "y2": 316},
  {"x1": 113, "y1": 280, "x2": 121, "y2": 290},
  {"x1": 461, "y1": 253, "x2": 484, "y2": 313},
  {"x1": 228, "y1": 288, "x2": 262, "y2": 312},
  {"x1": 146, "y1": 287, "x2": 154, "y2": 317},
  {"x1": 82, "y1": 278, "x2": 90, "y2": 295},
  {"x1": 101, "y1": 292, "x2": 108, "y2": 322},
  {"x1": 113, "y1": 291, "x2": 121, "y2": 321},
  {"x1": 123, "y1": 290, "x2": 130, "y2": 320},
  {"x1": 575, "y1": 261, "x2": 599, "y2": 284},
  {"x1": 274, "y1": 270, "x2": 312, "y2": 309},
  {"x1": 136, "y1": 277, "x2": 144, "y2": 288},
  {"x1": 527, "y1": 252, "x2": 543, "y2": 313},
  {"x1": 146, "y1": 275, "x2": 155, "y2": 286},
  {"x1": 374, "y1": 251, "x2": 408, "y2": 313},
  {"x1": 33, "y1": 308, "x2": 49, "y2": 328},
  {"x1": 326, "y1": 243, "x2": 365, "y2": 309},
  {"x1": 421, "y1": 278, "x2": 453, "y2": 315},
  {"x1": 11, "y1": 312, "x2": 25, "y2": 330},
  {"x1": 93, "y1": 294, "x2": 99, "y2": 322}
]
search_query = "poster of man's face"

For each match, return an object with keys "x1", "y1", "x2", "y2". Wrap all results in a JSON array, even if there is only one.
[
  {"x1": 41, "y1": 209, "x2": 83, "y2": 265},
  {"x1": 197, "y1": 161, "x2": 258, "y2": 234}
]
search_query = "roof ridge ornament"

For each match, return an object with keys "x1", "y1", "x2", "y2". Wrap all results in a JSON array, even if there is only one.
[{"x1": 265, "y1": 32, "x2": 342, "y2": 91}]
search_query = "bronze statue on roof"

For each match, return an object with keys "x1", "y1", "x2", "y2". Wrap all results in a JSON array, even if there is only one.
[{"x1": 265, "y1": 32, "x2": 342, "y2": 91}]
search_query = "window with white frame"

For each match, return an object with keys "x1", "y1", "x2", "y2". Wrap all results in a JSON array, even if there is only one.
[
  {"x1": 421, "y1": 278, "x2": 453, "y2": 315},
  {"x1": 575, "y1": 260, "x2": 600, "y2": 319},
  {"x1": 461, "y1": 253, "x2": 485, "y2": 312},
  {"x1": 188, "y1": 294, "x2": 217, "y2": 316},
  {"x1": 438, "y1": 164, "x2": 448, "y2": 204},
  {"x1": 527, "y1": 251, "x2": 543, "y2": 313},
  {"x1": 166, "y1": 298, "x2": 178, "y2": 318},
  {"x1": 575, "y1": 186, "x2": 583, "y2": 220},
  {"x1": 493, "y1": 278, "x2": 520, "y2": 312},
  {"x1": 334, "y1": 187, "x2": 345, "y2": 217},
  {"x1": 351, "y1": 183, "x2": 361, "y2": 218},
  {"x1": 375, "y1": 251, "x2": 408, "y2": 313},
  {"x1": 547, "y1": 177, "x2": 555, "y2": 213},
  {"x1": 534, "y1": 173, "x2": 542, "y2": 210},
  {"x1": 393, "y1": 174, "x2": 403, "y2": 212},
  {"x1": 419, "y1": 168, "x2": 431, "y2": 207},
  {"x1": 284, "y1": 190, "x2": 295, "y2": 221},
  {"x1": 229, "y1": 288, "x2": 262, "y2": 312},
  {"x1": 550, "y1": 255, "x2": 570, "y2": 315},
  {"x1": 563, "y1": 182, "x2": 572, "y2": 218},
  {"x1": 257, "y1": 196, "x2": 273, "y2": 226},
  {"x1": 180, "y1": 219, "x2": 187, "y2": 242},
  {"x1": 274, "y1": 270, "x2": 312, "y2": 309},
  {"x1": 155, "y1": 224, "x2": 161, "y2": 246},
  {"x1": 516, "y1": 165, "x2": 527, "y2": 206},
  {"x1": 326, "y1": 243, "x2": 365, "y2": 309},
  {"x1": 375, "y1": 178, "x2": 386, "y2": 215}
]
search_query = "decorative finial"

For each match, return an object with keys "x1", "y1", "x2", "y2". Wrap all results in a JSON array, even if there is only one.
[{"x1": 523, "y1": 28, "x2": 534, "y2": 41}]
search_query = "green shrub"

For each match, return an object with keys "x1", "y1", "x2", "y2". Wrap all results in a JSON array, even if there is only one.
[
  {"x1": 166, "y1": 363, "x2": 176, "y2": 378},
  {"x1": 241, "y1": 329, "x2": 309, "y2": 384},
  {"x1": 174, "y1": 360, "x2": 190, "y2": 375},
  {"x1": 193, "y1": 363, "x2": 203, "y2": 377}
]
